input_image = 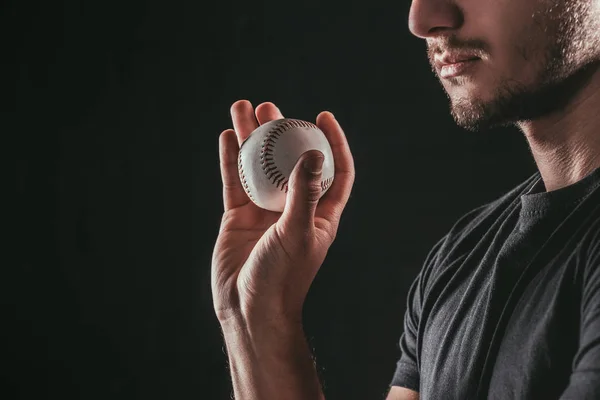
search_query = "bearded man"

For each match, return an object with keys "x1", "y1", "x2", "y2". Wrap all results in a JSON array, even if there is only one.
[{"x1": 211, "y1": 0, "x2": 600, "y2": 398}]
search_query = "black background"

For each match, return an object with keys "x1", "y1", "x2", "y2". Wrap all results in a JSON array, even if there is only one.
[{"x1": 5, "y1": 0, "x2": 536, "y2": 399}]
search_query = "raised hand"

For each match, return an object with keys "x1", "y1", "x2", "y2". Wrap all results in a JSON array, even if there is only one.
[{"x1": 211, "y1": 99, "x2": 355, "y2": 326}]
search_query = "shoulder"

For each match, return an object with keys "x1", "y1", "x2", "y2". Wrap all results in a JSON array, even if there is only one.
[
  {"x1": 437, "y1": 171, "x2": 541, "y2": 253},
  {"x1": 417, "y1": 171, "x2": 541, "y2": 286}
]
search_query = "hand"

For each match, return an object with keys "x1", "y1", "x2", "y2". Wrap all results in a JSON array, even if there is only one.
[{"x1": 211, "y1": 100, "x2": 355, "y2": 328}]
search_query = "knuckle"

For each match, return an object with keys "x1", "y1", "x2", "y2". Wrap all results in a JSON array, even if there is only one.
[{"x1": 306, "y1": 181, "x2": 323, "y2": 202}]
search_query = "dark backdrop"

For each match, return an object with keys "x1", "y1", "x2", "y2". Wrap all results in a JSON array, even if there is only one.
[{"x1": 5, "y1": 0, "x2": 536, "y2": 399}]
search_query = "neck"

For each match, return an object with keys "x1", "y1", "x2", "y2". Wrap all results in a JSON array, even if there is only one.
[{"x1": 517, "y1": 61, "x2": 600, "y2": 192}]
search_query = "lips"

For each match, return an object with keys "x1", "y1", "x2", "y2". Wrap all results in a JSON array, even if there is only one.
[{"x1": 434, "y1": 53, "x2": 481, "y2": 79}]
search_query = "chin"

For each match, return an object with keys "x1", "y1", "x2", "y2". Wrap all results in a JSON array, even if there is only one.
[
  {"x1": 449, "y1": 95, "x2": 516, "y2": 132},
  {"x1": 443, "y1": 56, "x2": 600, "y2": 131}
]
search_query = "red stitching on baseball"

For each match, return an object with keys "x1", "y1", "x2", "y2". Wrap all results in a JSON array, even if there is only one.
[
  {"x1": 238, "y1": 151, "x2": 256, "y2": 202},
  {"x1": 321, "y1": 176, "x2": 334, "y2": 191},
  {"x1": 261, "y1": 119, "x2": 330, "y2": 194},
  {"x1": 239, "y1": 119, "x2": 331, "y2": 204}
]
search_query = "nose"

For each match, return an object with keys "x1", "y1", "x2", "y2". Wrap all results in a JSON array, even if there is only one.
[{"x1": 408, "y1": 0, "x2": 463, "y2": 39}]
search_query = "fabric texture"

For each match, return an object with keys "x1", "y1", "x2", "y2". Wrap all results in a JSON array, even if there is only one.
[{"x1": 390, "y1": 166, "x2": 600, "y2": 399}]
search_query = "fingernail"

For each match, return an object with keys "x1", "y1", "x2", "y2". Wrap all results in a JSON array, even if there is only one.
[{"x1": 304, "y1": 153, "x2": 324, "y2": 173}]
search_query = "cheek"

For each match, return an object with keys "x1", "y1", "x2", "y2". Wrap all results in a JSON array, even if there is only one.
[
  {"x1": 484, "y1": 16, "x2": 552, "y2": 89},
  {"x1": 473, "y1": 0, "x2": 551, "y2": 82}
]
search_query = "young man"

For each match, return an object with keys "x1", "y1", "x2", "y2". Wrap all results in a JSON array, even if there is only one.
[{"x1": 211, "y1": 0, "x2": 600, "y2": 398}]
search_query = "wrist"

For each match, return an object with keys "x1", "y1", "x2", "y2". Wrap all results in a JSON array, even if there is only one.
[
  {"x1": 219, "y1": 312, "x2": 303, "y2": 338},
  {"x1": 217, "y1": 304, "x2": 304, "y2": 335},
  {"x1": 217, "y1": 310, "x2": 323, "y2": 399}
]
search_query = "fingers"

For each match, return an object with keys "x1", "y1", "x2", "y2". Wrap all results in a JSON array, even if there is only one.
[
  {"x1": 231, "y1": 100, "x2": 287, "y2": 147},
  {"x1": 314, "y1": 112, "x2": 355, "y2": 227},
  {"x1": 279, "y1": 150, "x2": 325, "y2": 234},
  {"x1": 225, "y1": 99, "x2": 286, "y2": 211},
  {"x1": 255, "y1": 102, "x2": 284, "y2": 125},
  {"x1": 231, "y1": 100, "x2": 259, "y2": 146},
  {"x1": 219, "y1": 129, "x2": 250, "y2": 211},
  {"x1": 224, "y1": 101, "x2": 355, "y2": 227}
]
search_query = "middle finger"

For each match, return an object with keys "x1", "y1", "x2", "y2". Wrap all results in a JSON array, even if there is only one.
[{"x1": 255, "y1": 102, "x2": 285, "y2": 125}]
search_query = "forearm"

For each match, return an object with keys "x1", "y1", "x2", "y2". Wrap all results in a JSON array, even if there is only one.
[{"x1": 221, "y1": 319, "x2": 325, "y2": 400}]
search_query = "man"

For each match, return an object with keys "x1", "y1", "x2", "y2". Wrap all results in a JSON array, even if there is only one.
[{"x1": 211, "y1": 0, "x2": 600, "y2": 398}]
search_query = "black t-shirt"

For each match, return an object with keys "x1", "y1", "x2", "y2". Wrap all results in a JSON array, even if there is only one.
[{"x1": 390, "y1": 166, "x2": 600, "y2": 399}]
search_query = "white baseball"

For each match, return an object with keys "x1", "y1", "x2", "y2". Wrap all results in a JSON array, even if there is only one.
[{"x1": 237, "y1": 118, "x2": 335, "y2": 212}]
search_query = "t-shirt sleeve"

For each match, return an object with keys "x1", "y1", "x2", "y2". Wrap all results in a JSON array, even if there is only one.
[
  {"x1": 390, "y1": 234, "x2": 448, "y2": 392},
  {"x1": 559, "y1": 226, "x2": 600, "y2": 399}
]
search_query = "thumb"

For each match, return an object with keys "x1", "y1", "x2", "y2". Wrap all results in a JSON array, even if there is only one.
[{"x1": 280, "y1": 149, "x2": 325, "y2": 232}]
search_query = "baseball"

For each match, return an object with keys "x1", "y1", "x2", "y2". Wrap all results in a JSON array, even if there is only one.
[{"x1": 237, "y1": 118, "x2": 335, "y2": 212}]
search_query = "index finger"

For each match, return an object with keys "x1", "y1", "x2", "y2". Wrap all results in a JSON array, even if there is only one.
[{"x1": 230, "y1": 99, "x2": 259, "y2": 146}]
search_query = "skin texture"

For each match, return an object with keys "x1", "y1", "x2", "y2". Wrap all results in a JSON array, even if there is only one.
[
  {"x1": 413, "y1": 0, "x2": 600, "y2": 191},
  {"x1": 211, "y1": 0, "x2": 600, "y2": 399},
  {"x1": 419, "y1": 0, "x2": 600, "y2": 132},
  {"x1": 212, "y1": 102, "x2": 355, "y2": 399}
]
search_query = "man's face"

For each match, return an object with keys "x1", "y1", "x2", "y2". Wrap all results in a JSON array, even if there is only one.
[{"x1": 409, "y1": 0, "x2": 600, "y2": 131}]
